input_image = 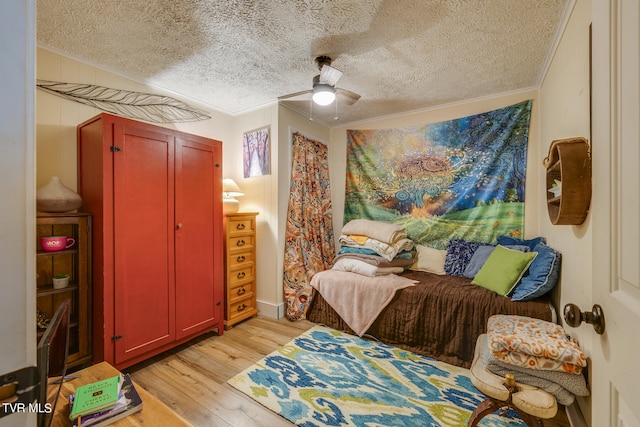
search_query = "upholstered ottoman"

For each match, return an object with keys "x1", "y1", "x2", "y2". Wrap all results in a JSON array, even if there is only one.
[{"x1": 468, "y1": 334, "x2": 558, "y2": 427}]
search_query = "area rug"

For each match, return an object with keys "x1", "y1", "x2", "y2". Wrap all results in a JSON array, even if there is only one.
[{"x1": 228, "y1": 325, "x2": 526, "y2": 427}]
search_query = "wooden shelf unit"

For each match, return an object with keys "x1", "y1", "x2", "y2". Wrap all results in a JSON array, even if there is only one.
[
  {"x1": 544, "y1": 137, "x2": 592, "y2": 225},
  {"x1": 36, "y1": 213, "x2": 92, "y2": 370}
]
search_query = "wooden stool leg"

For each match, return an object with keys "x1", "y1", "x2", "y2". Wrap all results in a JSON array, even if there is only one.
[
  {"x1": 514, "y1": 408, "x2": 544, "y2": 427},
  {"x1": 468, "y1": 397, "x2": 501, "y2": 427},
  {"x1": 468, "y1": 397, "x2": 544, "y2": 427}
]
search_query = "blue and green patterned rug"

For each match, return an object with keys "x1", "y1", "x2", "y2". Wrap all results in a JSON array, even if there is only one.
[{"x1": 228, "y1": 325, "x2": 526, "y2": 426}]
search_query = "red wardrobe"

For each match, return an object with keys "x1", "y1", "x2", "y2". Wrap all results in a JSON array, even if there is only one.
[{"x1": 77, "y1": 113, "x2": 224, "y2": 369}]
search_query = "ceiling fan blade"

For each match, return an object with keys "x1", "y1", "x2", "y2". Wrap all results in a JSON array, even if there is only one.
[
  {"x1": 320, "y1": 65, "x2": 343, "y2": 86},
  {"x1": 277, "y1": 89, "x2": 312, "y2": 101},
  {"x1": 336, "y1": 87, "x2": 361, "y2": 105}
]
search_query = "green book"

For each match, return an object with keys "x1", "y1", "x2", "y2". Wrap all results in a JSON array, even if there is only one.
[{"x1": 69, "y1": 374, "x2": 122, "y2": 421}]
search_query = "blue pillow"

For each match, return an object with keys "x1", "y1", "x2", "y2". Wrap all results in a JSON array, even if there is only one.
[
  {"x1": 463, "y1": 244, "x2": 530, "y2": 278},
  {"x1": 498, "y1": 236, "x2": 547, "y2": 250},
  {"x1": 497, "y1": 235, "x2": 547, "y2": 251},
  {"x1": 444, "y1": 239, "x2": 481, "y2": 276},
  {"x1": 463, "y1": 245, "x2": 495, "y2": 278},
  {"x1": 511, "y1": 242, "x2": 561, "y2": 301}
]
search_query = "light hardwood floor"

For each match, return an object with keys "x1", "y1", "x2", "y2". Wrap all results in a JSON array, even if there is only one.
[{"x1": 127, "y1": 316, "x2": 571, "y2": 427}]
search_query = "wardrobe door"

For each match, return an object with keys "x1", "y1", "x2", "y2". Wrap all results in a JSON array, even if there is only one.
[
  {"x1": 112, "y1": 123, "x2": 176, "y2": 364},
  {"x1": 174, "y1": 136, "x2": 224, "y2": 339}
]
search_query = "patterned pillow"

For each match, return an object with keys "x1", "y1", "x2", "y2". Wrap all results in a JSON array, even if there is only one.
[{"x1": 444, "y1": 239, "x2": 481, "y2": 276}]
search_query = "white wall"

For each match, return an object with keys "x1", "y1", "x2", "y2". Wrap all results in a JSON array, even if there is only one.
[
  {"x1": 538, "y1": 0, "x2": 592, "y2": 424},
  {"x1": 36, "y1": 47, "x2": 234, "y2": 190},
  {"x1": 0, "y1": 0, "x2": 36, "y2": 426},
  {"x1": 225, "y1": 104, "x2": 280, "y2": 316}
]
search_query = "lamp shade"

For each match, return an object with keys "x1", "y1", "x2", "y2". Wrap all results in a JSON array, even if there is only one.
[
  {"x1": 222, "y1": 178, "x2": 244, "y2": 214},
  {"x1": 312, "y1": 84, "x2": 336, "y2": 106},
  {"x1": 222, "y1": 178, "x2": 244, "y2": 197}
]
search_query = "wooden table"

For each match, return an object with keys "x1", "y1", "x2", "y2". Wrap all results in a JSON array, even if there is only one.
[{"x1": 51, "y1": 362, "x2": 192, "y2": 427}]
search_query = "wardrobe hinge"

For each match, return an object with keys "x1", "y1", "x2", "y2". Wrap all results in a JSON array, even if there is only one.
[
  {"x1": 111, "y1": 335, "x2": 123, "y2": 342},
  {"x1": 110, "y1": 146, "x2": 122, "y2": 152}
]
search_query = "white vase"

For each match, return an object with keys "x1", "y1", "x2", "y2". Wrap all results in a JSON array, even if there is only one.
[{"x1": 36, "y1": 176, "x2": 83, "y2": 213}]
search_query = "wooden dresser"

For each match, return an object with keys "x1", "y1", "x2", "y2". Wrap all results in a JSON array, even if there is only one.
[{"x1": 223, "y1": 212, "x2": 259, "y2": 329}]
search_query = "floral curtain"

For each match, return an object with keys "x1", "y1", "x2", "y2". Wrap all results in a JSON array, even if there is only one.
[{"x1": 283, "y1": 132, "x2": 335, "y2": 320}]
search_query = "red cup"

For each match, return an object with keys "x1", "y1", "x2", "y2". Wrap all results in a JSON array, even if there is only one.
[{"x1": 41, "y1": 236, "x2": 75, "y2": 252}]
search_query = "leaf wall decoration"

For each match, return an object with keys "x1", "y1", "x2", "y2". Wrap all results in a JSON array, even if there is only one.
[{"x1": 36, "y1": 80, "x2": 211, "y2": 123}]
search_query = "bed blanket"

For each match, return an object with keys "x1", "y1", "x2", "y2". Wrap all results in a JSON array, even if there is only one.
[
  {"x1": 308, "y1": 270, "x2": 554, "y2": 368},
  {"x1": 482, "y1": 336, "x2": 589, "y2": 405},
  {"x1": 339, "y1": 235, "x2": 415, "y2": 261},
  {"x1": 341, "y1": 218, "x2": 407, "y2": 244},
  {"x1": 487, "y1": 314, "x2": 586, "y2": 374},
  {"x1": 310, "y1": 270, "x2": 417, "y2": 336}
]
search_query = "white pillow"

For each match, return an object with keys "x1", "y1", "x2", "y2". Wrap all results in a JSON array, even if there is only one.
[{"x1": 410, "y1": 245, "x2": 447, "y2": 275}]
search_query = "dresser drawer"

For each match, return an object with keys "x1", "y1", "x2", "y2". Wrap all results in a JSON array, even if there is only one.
[
  {"x1": 227, "y1": 234, "x2": 255, "y2": 253},
  {"x1": 227, "y1": 295, "x2": 257, "y2": 320},
  {"x1": 227, "y1": 217, "x2": 256, "y2": 236},
  {"x1": 227, "y1": 250, "x2": 254, "y2": 269},
  {"x1": 228, "y1": 281, "x2": 254, "y2": 303},
  {"x1": 228, "y1": 264, "x2": 255, "y2": 286}
]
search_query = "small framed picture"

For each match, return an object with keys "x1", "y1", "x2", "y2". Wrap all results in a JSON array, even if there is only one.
[{"x1": 242, "y1": 126, "x2": 271, "y2": 177}]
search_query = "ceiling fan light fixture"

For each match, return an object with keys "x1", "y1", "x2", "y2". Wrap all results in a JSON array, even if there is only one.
[{"x1": 312, "y1": 83, "x2": 336, "y2": 106}]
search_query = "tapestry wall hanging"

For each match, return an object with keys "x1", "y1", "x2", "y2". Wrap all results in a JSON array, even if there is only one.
[
  {"x1": 345, "y1": 100, "x2": 532, "y2": 249},
  {"x1": 36, "y1": 80, "x2": 211, "y2": 123}
]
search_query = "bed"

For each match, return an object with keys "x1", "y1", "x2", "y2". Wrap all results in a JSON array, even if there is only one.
[{"x1": 307, "y1": 270, "x2": 554, "y2": 369}]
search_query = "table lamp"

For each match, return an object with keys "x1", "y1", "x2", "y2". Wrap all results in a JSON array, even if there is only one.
[{"x1": 222, "y1": 178, "x2": 244, "y2": 214}]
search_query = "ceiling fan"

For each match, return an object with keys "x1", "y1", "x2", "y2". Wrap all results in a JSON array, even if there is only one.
[{"x1": 278, "y1": 56, "x2": 361, "y2": 106}]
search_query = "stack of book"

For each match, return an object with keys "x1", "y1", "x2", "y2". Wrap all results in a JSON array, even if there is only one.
[{"x1": 68, "y1": 373, "x2": 143, "y2": 427}]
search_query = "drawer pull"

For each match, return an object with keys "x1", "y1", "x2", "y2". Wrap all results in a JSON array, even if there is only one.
[
  {"x1": 237, "y1": 271, "x2": 246, "y2": 279},
  {"x1": 237, "y1": 303, "x2": 247, "y2": 312},
  {"x1": 236, "y1": 223, "x2": 246, "y2": 230},
  {"x1": 236, "y1": 239, "x2": 246, "y2": 247},
  {"x1": 237, "y1": 287, "x2": 246, "y2": 296},
  {"x1": 237, "y1": 255, "x2": 246, "y2": 262}
]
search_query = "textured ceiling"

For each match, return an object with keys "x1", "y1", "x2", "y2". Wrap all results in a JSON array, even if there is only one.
[{"x1": 37, "y1": 0, "x2": 571, "y2": 127}]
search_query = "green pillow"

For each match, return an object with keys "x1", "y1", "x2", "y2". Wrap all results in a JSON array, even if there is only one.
[{"x1": 471, "y1": 245, "x2": 537, "y2": 296}]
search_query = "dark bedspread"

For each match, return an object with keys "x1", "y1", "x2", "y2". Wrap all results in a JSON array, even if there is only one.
[{"x1": 307, "y1": 270, "x2": 554, "y2": 369}]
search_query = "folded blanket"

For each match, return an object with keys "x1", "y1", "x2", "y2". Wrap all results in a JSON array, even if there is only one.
[
  {"x1": 310, "y1": 270, "x2": 417, "y2": 336},
  {"x1": 333, "y1": 251, "x2": 417, "y2": 268},
  {"x1": 341, "y1": 219, "x2": 407, "y2": 244},
  {"x1": 487, "y1": 315, "x2": 586, "y2": 374},
  {"x1": 345, "y1": 234, "x2": 369, "y2": 245},
  {"x1": 332, "y1": 258, "x2": 405, "y2": 277},
  {"x1": 480, "y1": 335, "x2": 590, "y2": 406},
  {"x1": 339, "y1": 234, "x2": 415, "y2": 261}
]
